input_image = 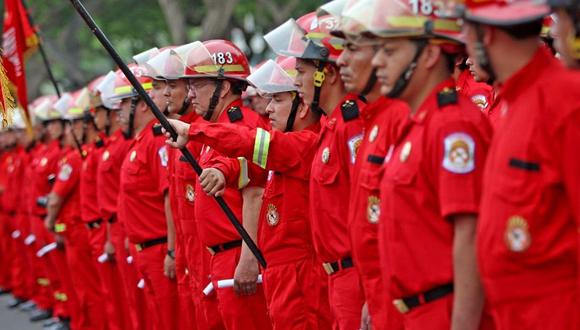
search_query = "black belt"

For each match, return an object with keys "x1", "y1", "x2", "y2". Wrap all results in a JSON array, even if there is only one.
[
  {"x1": 206, "y1": 240, "x2": 242, "y2": 255},
  {"x1": 135, "y1": 237, "x2": 167, "y2": 252},
  {"x1": 393, "y1": 283, "x2": 454, "y2": 314},
  {"x1": 86, "y1": 219, "x2": 103, "y2": 230},
  {"x1": 322, "y1": 256, "x2": 354, "y2": 275}
]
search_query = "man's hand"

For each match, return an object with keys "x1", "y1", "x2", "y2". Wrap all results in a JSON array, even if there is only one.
[
  {"x1": 164, "y1": 253, "x2": 176, "y2": 280},
  {"x1": 200, "y1": 168, "x2": 226, "y2": 197},
  {"x1": 104, "y1": 240, "x2": 115, "y2": 260},
  {"x1": 44, "y1": 216, "x2": 55, "y2": 232},
  {"x1": 164, "y1": 118, "x2": 191, "y2": 149},
  {"x1": 55, "y1": 234, "x2": 65, "y2": 250},
  {"x1": 360, "y1": 301, "x2": 372, "y2": 330},
  {"x1": 233, "y1": 257, "x2": 259, "y2": 296}
]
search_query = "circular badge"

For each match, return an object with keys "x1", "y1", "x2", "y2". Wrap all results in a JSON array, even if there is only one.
[
  {"x1": 367, "y1": 196, "x2": 381, "y2": 224},
  {"x1": 266, "y1": 204, "x2": 279, "y2": 226},
  {"x1": 185, "y1": 184, "x2": 195, "y2": 202},
  {"x1": 369, "y1": 125, "x2": 379, "y2": 143},
  {"x1": 40, "y1": 157, "x2": 48, "y2": 167},
  {"x1": 102, "y1": 150, "x2": 110, "y2": 161},
  {"x1": 321, "y1": 147, "x2": 330, "y2": 164},
  {"x1": 130, "y1": 150, "x2": 137, "y2": 162},
  {"x1": 504, "y1": 216, "x2": 531, "y2": 252},
  {"x1": 400, "y1": 141, "x2": 412, "y2": 163}
]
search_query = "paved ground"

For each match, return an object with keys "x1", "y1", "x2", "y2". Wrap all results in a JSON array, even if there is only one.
[{"x1": 0, "y1": 295, "x2": 44, "y2": 329}]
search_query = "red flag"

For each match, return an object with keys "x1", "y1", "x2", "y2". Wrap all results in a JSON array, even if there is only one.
[{"x1": 2, "y1": 0, "x2": 39, "y2": 121}]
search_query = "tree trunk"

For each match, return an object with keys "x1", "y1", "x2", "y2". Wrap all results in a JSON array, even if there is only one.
[
  {"x1": 200, "y1": 0, "x2": 240, "y2": 40},
  {"x1": 157, "y1": 0, "x2": 187, "y2": 44}
]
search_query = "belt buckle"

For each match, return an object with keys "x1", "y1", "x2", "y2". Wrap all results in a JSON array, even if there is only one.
[
  {"x1": 135, "y1": 244, "x2": 143, "y2": 252},
  {"x1": 322, "y1": 262, "x2": 335, "y2": 275},
  {"x1": 393, "y1": 299, "x2": 410, "y2": 314},
  {"x1": 206, "y1": 247, "x2": 216, "y2": 256}
]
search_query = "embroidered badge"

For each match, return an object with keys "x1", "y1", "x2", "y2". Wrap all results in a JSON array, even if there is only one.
[
  {"x1": 367, "y1": 196, "x2": 381, "y2": 224},
  {"x1": 129, "y1": 150, "x2": 137, "y2": 162},
  {"x1": 185, "y1": 184, "x2": 195, "y2": 202},
  {"x1": 58, "y1": 164, "x2": 73, "y2": 181},
  {"x1": 102, "y1": 150, "x2": 110, "y2": 161},
  {"x1": 400, "y1": 141, "x2": 412, "y2": 163},
  {"x1": 348, "y1": 133, "x2": 363, "y2": 164},
  {"x1": 369, "y1": 125, "x2": 379, "y2": 143},
  {"x1": 442, "y1": 133, "x2": 475, "y2": 174},
  {"x1": 266, "y1": 204, "x2": 279, "y2": 226},
  {"x1": 505, "y1": 216, "x2": 531, "y2": 252},
  {"x1": 321, "y1": 147, "x2": 330, "y2": 164},
  {"x1": 471, "y1": 94, "x2": 489, "y2": 110},
  {"x1": 158, "y1": 146, "x2": 168, "y2": 167}
]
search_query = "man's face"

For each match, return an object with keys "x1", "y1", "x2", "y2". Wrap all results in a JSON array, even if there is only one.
[
  {"x1": 164, "y1": 79, "x2": 189, "y2": 116},
  {"x1": 264, "y1": 92, "x2": 295, "y2": 131},
  {"x1": 94, "y1": 107, "x2": 108, "y2": 131},
  {"x1": 372, "y1": 38, "x2": 418, "y2": 96},
  {"x1": 552, "y1": 9, "x2": 579, "y2": 69},
  {"x1": 46, "y1": 120, "x2": 63, "y2": 141},
  {"x1": 466, "y1": 57, "x2": 490, "y2": 82},
  {"x1": 118, "y1": 98, "x2": 132, "y2": 129},
  {"x1": 249, "y1": 95, "x2": 270, "y2": 115},
  {"x1": 337, "y1": 41, "x2": 378, "y2": 93},
  {"x1": 294, "y1": 59, "x2": 317, "y2": 105},
  {"x1": 71, "y1": 119, "x2": 84, "y2": 141},
  {"x1": 150, "y1": 80, "x2": 168, "y2": 112},
  {"x1": 188, "y1": 78, "x2": 217, "y2": 119}
]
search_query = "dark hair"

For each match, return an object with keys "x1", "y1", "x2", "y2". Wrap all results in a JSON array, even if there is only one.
[
  {"x1": 229, "y1": 80, "x2": 247, "y2": 95},
  {"x1": 500, "y1": 19, "x2": 544, "y2": 39}
]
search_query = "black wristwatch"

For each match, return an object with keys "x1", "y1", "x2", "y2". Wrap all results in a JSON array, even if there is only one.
[{"x1": 167, "y1": 249, "x2": 175, "y2": 259}]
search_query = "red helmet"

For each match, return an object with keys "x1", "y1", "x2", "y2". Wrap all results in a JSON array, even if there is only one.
[
  {"x1": 247, "y1": 57, "x2": 298, "y2": 95},
  {"x1": 461, "y1": 0, "x2": 550, "y2": 26},
  {"x1": 110, "y1": 63, "x2": 153, "y2": 101},
  {"x1": 55, "y1": 88, "x2": 90, "y2": 121},
  {"x1": 265, "y1": 12, "x2": 344, "y2": 63},
  {"x1": 171, "y1": 40, "x2": 250, "y2": 81}
]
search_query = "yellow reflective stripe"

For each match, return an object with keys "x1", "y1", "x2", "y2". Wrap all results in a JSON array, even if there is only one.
[
  {"x1": 386, "y1": 16, "x2": 461, "y2": 32},
  {"x1": 68, "y1": 107, "x2": 84, "y2": 115},
  {"x1": 252, "y1": 128, "x2": 271, "y2": 169},
  {"x1": 37, "y1": 278, "x2": 50, "y2": 286},
  {"x1": 54, "y1": 223, "x2": 66, "y2": 233},
  {"x1": 114, "y1": 82, "x2": 153, "y2": 95},
  {"x1": 193, "y1": 64, "x2": 244, "y2": 73},
  {"x1": 54, "y1": 292, "x2": 68, "y2": 301},
  {"x1": 237, "y1": 157, "x2": 250, "y2": 189}
]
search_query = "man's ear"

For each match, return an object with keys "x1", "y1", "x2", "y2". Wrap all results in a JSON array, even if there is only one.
[
  {"x1": 297, "y1": 100, "x2": 310, "y2": 119},
  {"x1": 220, "y1": 80, "x2": 232, "y2": 98},
  {"x1": 483, "y1": 25, "x2": 494, "y2": 47},
  {"x1": 422, "y1": 43, "x2": 443, "y2": 70},
  {"x1": 325, "y1": 64, "x2": 340, "y2": 85},
  {"x1": 137, "y1": 99, "x2": 148, "y2": 113}
]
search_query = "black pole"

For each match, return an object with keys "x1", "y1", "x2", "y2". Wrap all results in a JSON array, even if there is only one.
[
  {"x1": 68, "y1": 0, "x2": 267, "y2": 268},
  {"x1": 20, "y1": 0, "x2": 61, "y2": 98}
]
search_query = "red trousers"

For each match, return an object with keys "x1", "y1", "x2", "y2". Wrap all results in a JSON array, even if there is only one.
[
  {"x1": 210, "y1": 247, "x2": 271, "y2": 330},
  {"x1": 10, "y1": 215, "x2": 32, "y2": 300},
  {"x1": 175, "y1": 234, "x2": 197, "y2": 329},
  {"x1": 111, "y1": 222, "x2": 151, "y2": 330},
  {"x1": 28, "y1": 216, "x2": 54, "y2": 310},
  {"x1": 327, "y1": 267, "x2": 365, "y2": 330},
  {"x1": 47, "y1": 240, "x2": 79, "y2": 323},
  {"x1": 132, "y1": 243, "x2": 179, "y2": 330},
  {"x1": 88, "y1": 224, "x2": 131, "y2": 330},
  {"x1": 262, "y1": 256, "x2": 332, "y2": 330},
  {"x1": 63, "y1": 222, "x2": 107, "y2": 330},
  {"x1": 0, "y1": 213, "x2": 13, "y2": 290}
]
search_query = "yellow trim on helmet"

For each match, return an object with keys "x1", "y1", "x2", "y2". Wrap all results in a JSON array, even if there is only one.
[
  {"x1": 386, "y1": 16, "x2": 461, "y2": 32},
  {"x1": 114, "y1": 82, "x2": 153, "y2": 95},
  {"x1": 193, "y1": 64, "x2": 245, "y2": 73}
]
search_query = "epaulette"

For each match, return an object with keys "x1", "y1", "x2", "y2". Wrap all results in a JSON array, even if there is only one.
[
  {"x1": 95, "y1": 137, "x2": 105, "y2": 148},
  {"x1": 152, "y1": 124, "x2": 163, "y2": 136},
  {"x1": 437, "y1": 88, "x2": 458, "y2": 108},
  {"x1": 227, "y1": 106, "x2": 243, "y2": 123},
  {"x1": 341, "y1": 99, "x2": 360, "y2": 122}
]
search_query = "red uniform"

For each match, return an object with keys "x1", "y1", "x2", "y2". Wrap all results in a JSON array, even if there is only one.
[
  {"x1": 348, "y1": 97, "x2": 408, "y2": 329},
  {"x1": 97, "y1": 129, "x2": 146, "y2": 330},
  {"x1": 379, "y1": 79, "x2": 492, "y2": 329},
  {"x1": 309, "y1": 95, "x2": 365, "y2": 329},
  {"x1": 188, "y1": 119, "x2": 333, "y2": 329},
  {"x1": 190, "y1": 100, "x2": 271, "y2": 330},
  {"x1": 478, "y1": 47, "x2": 580, "y2": 329},
  {"x1": 53, "y1": 147, "x2": 106, "y2": 330},
  {"x1": 0, "y1": 151, "x2": 13, "y2": 292},
  {"x1": 118, "y1": 119, "x2": 178, "y2": 330},
  {"x1": 456, "y1": 70, "x2": 494, "y2": 113}
]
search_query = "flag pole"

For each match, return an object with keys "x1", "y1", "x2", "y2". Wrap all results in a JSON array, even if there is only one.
[{"x1": 20, "y1": 0, "x2": 61, "y2": 98}]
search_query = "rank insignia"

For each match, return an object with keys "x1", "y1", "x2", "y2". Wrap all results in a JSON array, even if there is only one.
[
  {"x1": 505, "y1": 216, "x2": 531, "y2": 252},
  {"x1": 102, "y1": 150, "x2": 110, "y2": 161},
  {"x1": 400, "y1": 141, "x2": 412, "y2": 163},
  {"x1": 130, "y1": 150, "x2": 137, "y2": 162},
  {"x1": 341, "y1": 99, "x2": 360, "y2": 122},
  {"x1": 442, "y1": 133, "x2": 475, "y2": 174},
  {"x1": 227, "y1": 106, "x2": 243, "y2": 122},
  {"x1": 185, "y1": 184, "x2": 195, "y2": 202},
  {"x1": 367, "y1": 196, "x2": 381, "y2": 224},
  {"x1": 437, "y1": 88, "x2": 458, "y2": 108},
  {"x1": 40, "y1": 157, "x2": 48, "y2": 167},
  {"x1": 266, "y1": 204, "x2": 279, "y2": 226},
  {"x1": 321, "y1": 147, "x2": 330, "y2": 164},
  {"x1": 369, "y1": 125, "x2": 379, "y2": 143},
  {"x1": 152, "y1": 124, "x2": 164, "y2": 136}
]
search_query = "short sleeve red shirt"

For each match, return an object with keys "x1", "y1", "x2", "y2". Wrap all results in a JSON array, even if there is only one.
[
  {"x1": 379, "y1": 79, "x2": 491, "y2": 299},
  {"x1": 80, "y1": 142, "x2": 105, "y2": 222},
  {"x1": 32, "y1": 141, "x2": 62, "y2": 217},
  {"x1": 118, "y1": 119, "x2": 170, "y2": 243},
  {"x1": 52, "y1": 148, "x2": 83, "y2": 224}
]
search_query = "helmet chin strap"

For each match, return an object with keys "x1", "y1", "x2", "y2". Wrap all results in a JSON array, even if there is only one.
[
  {"x1": 387, "y1": 39, "x2": 428, "y2": 99},
  {"x1": 124, "y1": 95, "x2": 139, "y2": 139},
  {"x1": 284, "y1": 93, "x2": 302, "y2": 133},
  {"x1": 203, "y1": 68, "x2": 225, "y2": 122},
  {"x1": 473, "y1": 23, "x2": 497, "y2": 84},
  {"x1": 178, "y1": 84, "x2": 192, "y2": 116},
  {"x1": 359, "y1": 68, "x2": 378, "y2": 102}
]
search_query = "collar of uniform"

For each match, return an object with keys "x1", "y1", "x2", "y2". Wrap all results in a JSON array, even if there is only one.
[
  {"x1": 325, "y1": 94, "x2": 357, "y2": 131},
  {"x1": 49, "y1": 139, "x2": 60, "y2": 150},
  {"x1": 135, "y1": 119, "x2": 158, "y2": 142},
  {"x1": 360, "y1": 96, "x2": 392, "y2": 124},
  {"x1": 497, "y1": 46, "x2": 557, "y2": 103},
  {"x1": 217, "y1": 99, "x2": 244, "y2": 123},
  {"x1": 179, "y1": 110, "x2": 198, "y2": 124},
  {"x1": 409, "y1": 78, "x2": 456, "y2": 125}
]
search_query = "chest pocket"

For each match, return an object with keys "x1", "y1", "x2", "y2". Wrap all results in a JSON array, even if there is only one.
[
  {"x1": 123, "y1": 153, "x2": 147, "y2": 192},
  {"x1": 359, "y1": 165, "x2": 384, "y2": 192},
  {"x1": 313, "y1": 142, "x2": 341, "y2": 186}
]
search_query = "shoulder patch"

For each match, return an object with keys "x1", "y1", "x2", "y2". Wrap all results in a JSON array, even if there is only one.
[
  {"x1": 227, "y1": 106, "x2": 243, "y2": 123},
  {"x1": 437, "y1": 88, "x2": 458, "y2": 108},
  {"x1": 341, "y1": 100, "x2": 360, "y2": 122},
  {"x1": 58, "y1": 164, "x2": 73, "y2": 181},
  {"x1": 347, "y1": 133, "x2": 363, "y2": 164},
  {"x1": 158, "y1": 146, "x2": 168, "y2": 167},
  {"x1": 442, "y1": 132, "x2": 475, "y2": 174},
  {"x1": 470, "y1": 94, "x2": 489, "y2": 110},
  {"x1": 152, "y1": 124, "x2": 164, "y2": 136}
]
